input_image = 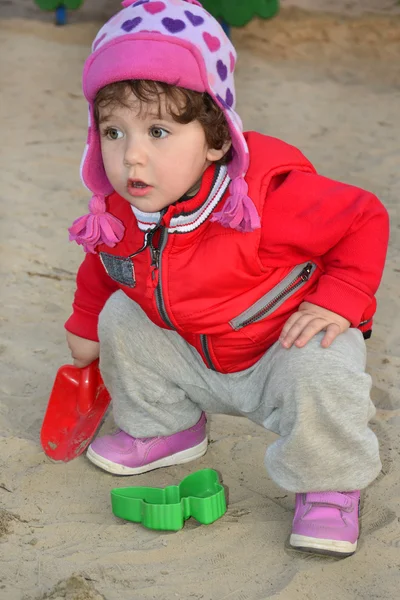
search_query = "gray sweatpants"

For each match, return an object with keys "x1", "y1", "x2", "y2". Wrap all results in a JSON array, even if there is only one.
[{"x1": 98, "y1": 291, "x2": 381, "y2": 493}]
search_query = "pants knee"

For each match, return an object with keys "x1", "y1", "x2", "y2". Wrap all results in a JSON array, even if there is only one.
[
  {"x1": 98, "y1": 290, "x2": 144, "y2": 345},
  {"x1": 271, "y1": 330, "x2": 368, "y2": 390}
]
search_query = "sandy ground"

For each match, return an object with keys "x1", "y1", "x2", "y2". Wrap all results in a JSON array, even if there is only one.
[{"x1": 1, "y1": 1, "x2": 400, "y2": 599}]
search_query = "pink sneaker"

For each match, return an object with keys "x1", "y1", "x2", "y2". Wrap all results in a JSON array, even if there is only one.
[
  {"x1": 290, "y1": 491, "x2": 360, "y2": 556},
  {"x1": 86, "y1": 413, "x2": 208, "y2": 475}
]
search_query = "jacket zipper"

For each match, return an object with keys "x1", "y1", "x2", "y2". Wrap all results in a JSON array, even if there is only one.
[
  {"x1": 200, "y1": 334, "x2": 216, "y2": 371},
  {"x1": 148, "y1": 226, "x2": 174, "y2": 329},
  {"x1": 230, "y1": 262, "x2": 316, "y2": 330},
  {"x1": 149, "y1": 227, "x2": 216, "y2": 369}
]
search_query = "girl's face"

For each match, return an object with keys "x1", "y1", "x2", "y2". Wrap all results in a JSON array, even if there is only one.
[{"x1": 99, "y1": 91, "x2": 229, "y2": 213}]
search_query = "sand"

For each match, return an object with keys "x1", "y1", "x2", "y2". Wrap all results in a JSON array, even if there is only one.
[{"x1": 1, "y1": 1, "x2": 400, "y2": 599}]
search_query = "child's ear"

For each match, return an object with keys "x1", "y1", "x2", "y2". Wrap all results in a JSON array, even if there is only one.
[{"x1": 206, "y1": 140, "x2": 232, "y2": 163}]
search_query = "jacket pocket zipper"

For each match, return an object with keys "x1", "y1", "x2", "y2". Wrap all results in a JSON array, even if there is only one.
[
  {"x1": 200, "y1": 334, "x2": 216, "y2": 371},
  {"x1": 230, "y1": 262, "x2": 316, "y2": 331}
]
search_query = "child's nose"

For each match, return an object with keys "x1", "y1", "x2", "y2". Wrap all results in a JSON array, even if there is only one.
[{"x1": 123, "y1": 137, "x2": 147, "y2": 167}]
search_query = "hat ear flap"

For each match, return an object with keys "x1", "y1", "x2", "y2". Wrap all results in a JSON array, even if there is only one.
[
  {"x1": 80, "y1": 106, "x2": 114, "y2": 197},
  {"x1": 210, "y1": 104, "x2": 260, "y2": 233}
]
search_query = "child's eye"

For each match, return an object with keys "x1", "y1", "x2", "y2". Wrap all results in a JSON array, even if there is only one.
[
  {"x1": 150, "y1": 126, "x2": 168, "y2": 139},
  {"x1": 103, "y1": 127, "x2": 123, "y2": 140}
]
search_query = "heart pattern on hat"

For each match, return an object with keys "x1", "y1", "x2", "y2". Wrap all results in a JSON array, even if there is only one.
[
  {"x1": 162, "y1": 17, "x2": 186, "y2": 33},
  {"x1": 184, "y1": 10, "x2": 204, "y2": 26},
  {"x1": 144, "y1": 1, "x2": 166, "y2": 14},
  {"x1": 225, "y1": 88, "x2": 234, "y2": 108},
  {"x1": 129, "y1": 0, "x2": 150, "y2": 7},
  {"x1": 121, "y1": 17, "x2": 143, "y2": 32},
  {"x1": 93, "y1": 32, "x2": 107, "y2": 50},
  {"x1": 92, "y1": 1, "x2": 240, "y2": 139},
  {"x1": 203, "y1": 32, "x2": 220, "y2": 52},
  {"x1": 217, "y1": 59, "x2": 228, "y2": 82}
]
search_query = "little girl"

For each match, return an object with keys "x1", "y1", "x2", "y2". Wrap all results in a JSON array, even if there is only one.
[{"x1": 66, "y1": 0, "x2": 389, "y2": 556}]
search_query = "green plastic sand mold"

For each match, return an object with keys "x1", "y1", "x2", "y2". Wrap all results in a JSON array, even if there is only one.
[{"x1": 111, "y1": 468, "x2": 227, "y2": 531}]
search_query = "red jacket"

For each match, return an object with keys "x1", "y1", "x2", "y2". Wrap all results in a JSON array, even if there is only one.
[{"x1": 66, "y1": 132, "x2": 389, "y2": 373}]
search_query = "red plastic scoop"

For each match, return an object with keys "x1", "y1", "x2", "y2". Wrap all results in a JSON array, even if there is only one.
[{"x1": 40, "y1": 360, "x2": 111, "y2": 462}]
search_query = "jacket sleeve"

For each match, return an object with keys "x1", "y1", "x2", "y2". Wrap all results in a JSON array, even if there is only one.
[
  {"x1": 65, "y1": 252, "x2": 119, "y2": 341},
  {"x1": 259, "y1": 171, "x2": 390, "y2": 326}
]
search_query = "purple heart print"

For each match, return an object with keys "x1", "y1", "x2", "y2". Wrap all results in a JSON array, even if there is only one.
[
  {"x1": 121, "y1": 17, "x2": 143, "y2": 32},
  {"x1": 225, "y1": 88, "x2": 234, "y2": 107},
  {"x1": 93, "y1": 33, "x2": 107, "y2": 51},
  {"x1": 217, "y1": 60, "x2": 228, "y2": 82},
  {"x1": 184, "y1": 10, "x2": 204, "y2": 26},
  {"x1": 216, "y1": 94, "x2": 228, "y2": 109},
  {"x1": 162, "y1": 18, "x2": 186, "y2": 34}
]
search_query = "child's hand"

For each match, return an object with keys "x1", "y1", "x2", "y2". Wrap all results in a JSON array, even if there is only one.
[
  {"x1": 66, "y1": 331, "x2": 100, "y2": 368},
  {"x1": 279, "y1": 302, "x2": 351, "y2": 349}
]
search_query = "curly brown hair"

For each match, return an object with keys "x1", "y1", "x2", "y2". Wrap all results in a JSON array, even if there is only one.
[{"x1": 93, "y1": 80, "x2": 232, "y2": 165}]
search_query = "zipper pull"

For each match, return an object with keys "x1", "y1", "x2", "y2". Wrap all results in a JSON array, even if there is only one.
[
  {"x1": 128, "y1": 231, "x2": 150, "y2": 259},
  {"x1": 300, "y1": 263, "x2": 313, "y2": 281},
  {"x1": 151, "y1": 248, "x2": 160, "y2": 268},
  {"x1": 148, "y1": 225, "x2": 160, "y2": 268}
]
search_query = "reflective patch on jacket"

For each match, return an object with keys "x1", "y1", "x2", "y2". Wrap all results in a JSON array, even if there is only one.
[{"x1": 99, "y1": 253, "x2": 136, "y2": 288}]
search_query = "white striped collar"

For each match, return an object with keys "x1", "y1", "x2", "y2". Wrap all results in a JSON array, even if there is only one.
[{"x1": 131, "y1": 165, "x2": 230, "y2": 233}]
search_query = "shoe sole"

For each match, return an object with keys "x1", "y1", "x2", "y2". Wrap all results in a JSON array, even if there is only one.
[
  {"x1": 289, "y1": 533, "x2": 357, "y2": 557},
  {"x1": 86, "y1": 437, "x2": 208, "y2": 475}
]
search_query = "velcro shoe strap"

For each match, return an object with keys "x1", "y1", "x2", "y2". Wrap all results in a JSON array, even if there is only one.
[{"x1": 306, "y1": 492, "x2": 353, "y2": 510}]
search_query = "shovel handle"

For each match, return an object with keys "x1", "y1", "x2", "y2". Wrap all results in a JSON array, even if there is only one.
[{"x1": 78, "y1": 360, "x2": 99, "y2": 414}]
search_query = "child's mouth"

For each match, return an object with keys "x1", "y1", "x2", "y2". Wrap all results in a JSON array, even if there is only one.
[
  {"x1": 127, "y1": 179, "x2": 152, "y2": 197},
  {"x1": 131, "y1": 180, "x2": 147, "y2": 188}
]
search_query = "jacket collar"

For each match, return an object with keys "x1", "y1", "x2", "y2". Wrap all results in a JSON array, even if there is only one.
[{"x1": 131, "y1": 164, "x2": 230, "y2": 233}]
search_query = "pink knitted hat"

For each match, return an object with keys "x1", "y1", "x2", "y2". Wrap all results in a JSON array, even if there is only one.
[{"x1": 69, "y1": 0, "x2": 260, "y2": 253}]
